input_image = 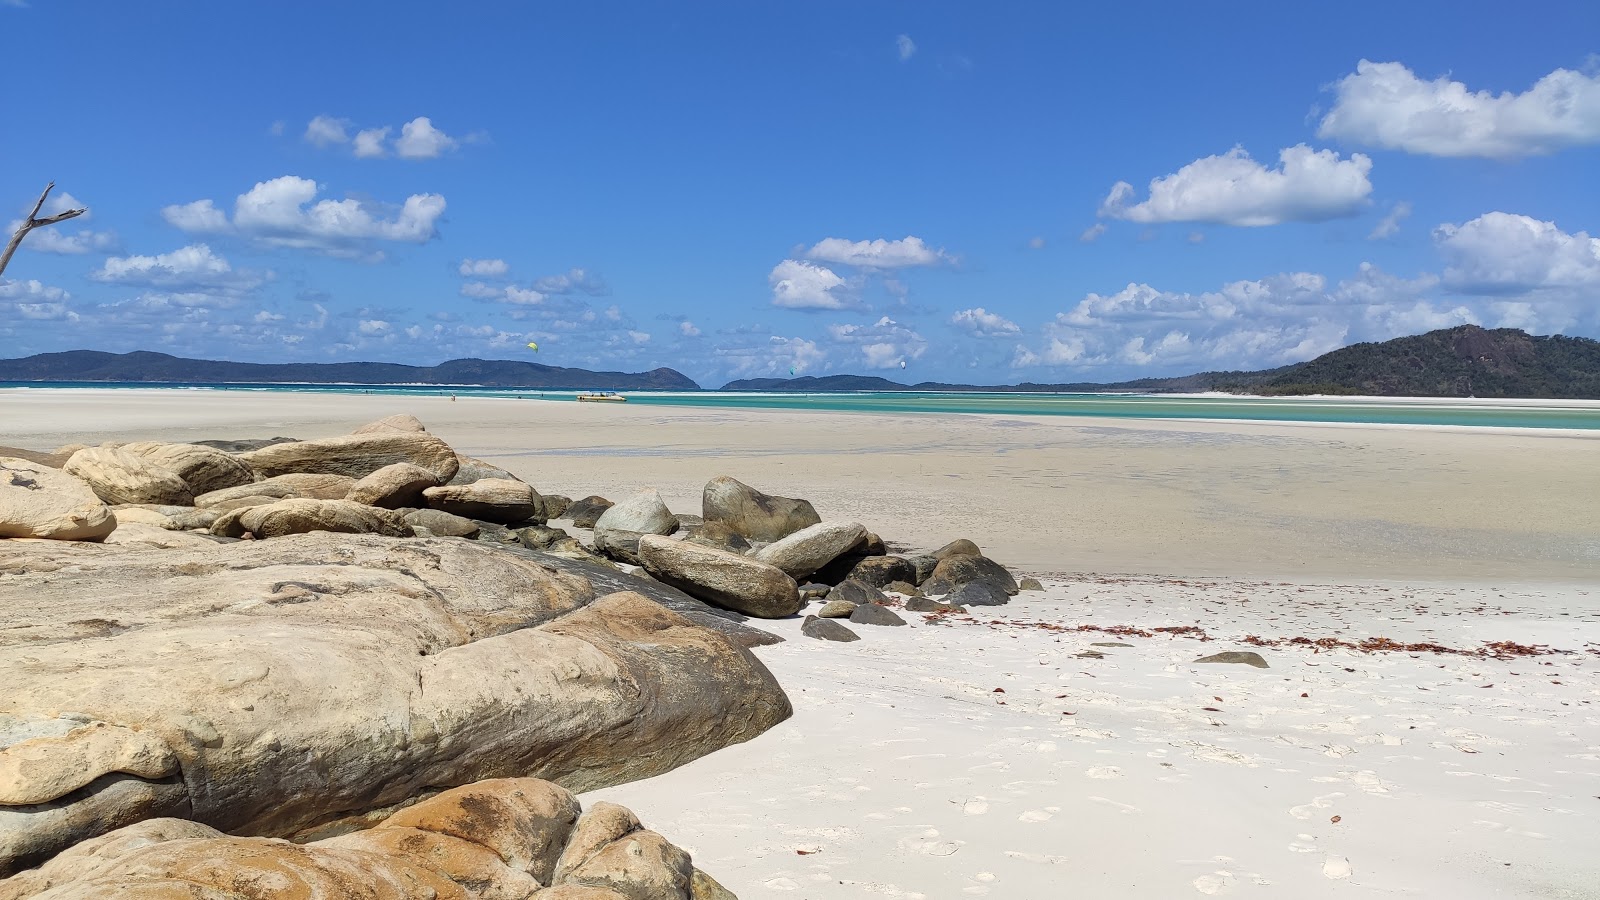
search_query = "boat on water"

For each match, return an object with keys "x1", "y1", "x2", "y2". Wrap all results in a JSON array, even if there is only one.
[{"x1": 576, "y1": 391, "x2": 627, "y2": 403}]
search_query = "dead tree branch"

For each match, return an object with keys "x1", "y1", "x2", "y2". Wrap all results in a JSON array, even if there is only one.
[{"x1": 0, "y1": 182, "x2": 88, "y2": 280}]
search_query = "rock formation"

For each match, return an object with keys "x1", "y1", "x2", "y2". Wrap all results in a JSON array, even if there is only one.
[{"x1": 0, "y1": 458, "x2": 115, "y2": 541}]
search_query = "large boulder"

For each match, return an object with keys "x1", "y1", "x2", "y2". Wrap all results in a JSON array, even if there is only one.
[
  {"x1": 423, "y1": 478, "x2": 543, "y2": 524},
  {"x1": 638, "y1": 534, "x2": 802, "y2": 619},
  {"x1": 350, "y1": 413, "x2": 427, "y2": 434},
  {"x1": 0, "y1": 459, "x2": 116, "y2": 542},
  {"x1": 345, "y1": 462, "x2": 442, "y2": 509},
  {"x1": 701, "y1": 476, "x2": 820, "y2": 543},
  {"x1": 593, "y1": 490, "x2": 679, "y2": 564},
  {"x1": 0, "y1": 778, "x2": 731, "y2": 899},
  {"x1": 923, "y1": 553, "x2": 1019, "y2": 596},
  {"x1": 448, "y1": 453, "x2": 524, "y2": 487},
  {"x1": 62, "y1": 447, "x2": 193, "y2": 507},
  {"x1": 933, "y1": 538, "x2": 982, "y2": 560},
  {"x1": 565, "y1": 496, "x2": 613, "y2": 529},
  {"x1": 683, "y1": 521, "x2": 750, "y2": 554},
  {"x1": 238, "y1": 431, "x2": 459, "y2": 482},
  {"x1": 194, "y1": 473, "x2": 355, "y2": 508},
  {"x1": 211, "y1": 498, "x2": 413, "y2": 539},
  {"x1": 838, "y1": 555, "x2": 915, "y2": 589},
  {"x1": 0, "y1": 535, "x2": 790, "y2": 875},
  {"x1": 753, "y1": 521, "x2": 867, "y2": 579},
  {"x1": 405, "y1": 508, "x2": 482, "y2": 538},
  {"x1": 541, "y1": 494, "x2": 572, "y2": 520},
  {"x1": 118, "y1": 442, "x2": 256, "y2": 496}
]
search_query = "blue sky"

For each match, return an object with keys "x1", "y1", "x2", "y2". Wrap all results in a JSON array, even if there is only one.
[{"x1": 3, "y1": 1, "x2": 1598, "y2": 387}]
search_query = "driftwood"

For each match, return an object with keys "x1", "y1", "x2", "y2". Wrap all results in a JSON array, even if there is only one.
[{"x1": 0, "y1": 182, "x2": 86, "y2": 279}]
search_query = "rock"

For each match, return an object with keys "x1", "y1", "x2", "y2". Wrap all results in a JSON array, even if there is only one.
[
  {"x1": 797, "y1": 582, "x2": 830, "y2": 601},
  {"x1": 859, "y1": 532, "x2": 887, "y2": 555},
  {"x1": 0, "y1": 458, "x2": 116, "y2": 541},
  {"x1": 1076, "y1": 650, "x2": 1105, "y2": 659},
  {"x1": 1195, "y1": 651, "x2": 1270, "y2": 668},
  {"x1": 801, "y1": 615, "x2": 860, "y2": 643},
  {"x1": 565, "y1": 495, "x2": 614, "y2": 529},
  {"x1": 238, "y1": 431, "x2": 460, "y2": 482},
  {"x1": 423, "y1": 478, "x2": 543, "y2": 524},
  {"x1": 941, "y1": 580, "x2": 1010, "y2": 607},
  {"x1": 469, "y1": 519, "x2": 523, "y2": 544},
  {"x1": 922, "y1": 554, "x2": 1018, "y2": 596},
  {"x1": 593, "y1": 529, "x2": 650, "y2": 566},
  {"x1": 350, "y1": 413, "x2": 427, "y2": 434},
  {"x1": 518, "y1": 524, "x2": 572, "y2": 550},
  {"x1": 905, "y1": 554, "x2": 939, "y2": 585},
  {"x1": 1, "y1": 778, "x2": 727, "y2": 900},
  {"x1": 701, "y1": 475, "x2": 820, "y2": 543},
  {"x1": 204, "y1": 494, "x2": 282, "y2": 513},
  {"x1": 191, "y1": 436, "x2": 299, "y2": 452},
  {"x1": 403, "y1": 508, "x2": 481, "y2": 538},
  {"x1": 105, "y1": 506, "x2": 217, "y2": 532},
  {"x1": 104, "y1": 522, "x2": 226, "y2": 549},
  {"x1": 827, "y1": 578, "x2": 888, "y2": 607},
  {"x1": 193, "y1": 473, "x2": 357, "y2": 508},
  {"x1": 882, "y1": 580, "x2": 923, "y2": 597},
  {"x1": 848, "y1": 603, "x2": 906, "y2": 627},
  {"x1": 211, "y1": 498, "x2": 412, "y2": 539},
  {"x1": 1091, "y1": 642, "x2": 1133, "y2": 648},
  {"x1": 683, "y1": 521, "x2": 750, "y2": 554},
  {"x1": 0, "y1": 536, "x2": 791, "y2": 874},
  {"x1": 117, "y1": 442, "x2": 256, "y2": 496},
  {"x1": 0, "y1": 447, "x2": 69, "y2": 469},
  {"x1": 1019, "y1": 577, "x2": 1044, "y2": 591},
  {"x1": 904, "y1": 597, "x2": 964, "y2": 613},
  {"x1": 933, "y1": 538, "x2": 982, "y2": 560},
  {"x1": 816, "y1": 599, "x2": 856, "y2": 618},
  {"x1": 810, "y1": 552, "x2": 871, "y2": 585},
  {"x1": 62, "y1": 447, "x2": 193, "y2": 506},
  {"x1": 345, "y1": 462, "x2": 442, "y2": 509},
  {"x1": 594, "y1": 490, "x2": 680, "y2": 564},
  {"x1": 842, "y1": 555, "x2": 915, "y2": 588},
  {"x1": 638, "y1": 534, "x2": 802, "y2": 619},
  {"x1": 447, "y1": 453, "x2": 524, "y2": 487},
  {"x1": 541, "y1": 494, "x2": 573, "y2": 520},
  {"x1": 752, "y1": 520, "x2": 867, "y2": 579}
]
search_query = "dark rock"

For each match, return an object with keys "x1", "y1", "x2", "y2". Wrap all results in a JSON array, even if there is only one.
[
  {"x1": 517, "y1": 525, "x2": 571, "y2": 550},
  {"x1": 942, "y1": 580, "x2": 1010, "y2": 607},
  {"x1": 1075, "y1": 650, "x2": 1105, "y2": 659},
  {"x1": 882, "y1": 580, "x2": 923, "y2": 597},
  {"x1": 1090, "y1": 642, "x2": 1134, "y2": 648},
  {"x1": 682, "y1": 521, "x2": 750, "y2": 554},
  {"x1": 470, "y1": 520, "x2": 522, "y2": 544},
  {"x1": 906, "y1": 554, "x2": 939, "y2": 585},
  {"x1": 828, "y1": 579, "x2": 888, "y2": 607},
  {"x1": 904, "y1": 597, "x2": 965, "y2": 613},
  {"x1": 540, "y1": 494, "x2": 572, "y2": 520},
  {"x1": 810, "y1": 552, "x2": 870, "y2": 585},
  {"x1": 848, "y1": 603, "x2": 906, "y2": 627},
  {"x1": 843, "y1": 555, "x2": 916, "y2": 589},
  {"x1": 859, "y1": 532, "x2": 886, "y2": 556},
  {"x1": 933, "y1": 538, "x2": 982, "y2": 560},
  {"x1": 701, "y1": 476, "x2": 820, "y2": 542},
  {"x1": 593, "y1": 529, "x2": 648, "y2": 566},
  {"x1": 565, "y1": 496, "x2": 614, "y2": 528},
  {"x1": 403, "y1": 508, "x2": 481, "y2": 538},
  {"x1": 802, "y1": 615, "x2": 860, "y2": 642},
  {"x1": 1195, "y1": 651, "x2": 1270, "y2": 668},
  {"x1": 923, "y1": 554, "x2": 1019, "y2": 596},
  {"x1": 798, "y1": 582, "x2": 830, "y2": 601},
  {"x1": 192, "y1": 437, "x2": 300, "y2": 453}
]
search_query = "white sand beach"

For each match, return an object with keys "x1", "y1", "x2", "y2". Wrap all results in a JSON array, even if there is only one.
[{"x1": 3, "y1": 389, "x2": 1597, "y2": 897}]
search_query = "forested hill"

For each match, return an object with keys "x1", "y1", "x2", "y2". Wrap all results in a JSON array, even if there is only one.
[
  {"x1": 721, "y1": 326, "x2": 1600, "y2": 398},
  {"x1": 0, "y1": 350, "x2": 700, "y2": 390}
]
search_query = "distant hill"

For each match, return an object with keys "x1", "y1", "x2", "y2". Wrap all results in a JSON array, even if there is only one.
[
  {"x1": 0, "y1": 350, "x2": 700, "y2": 390},
  {"x1": 722, "y1": 326, "x2": 1600, "y2": 399}
]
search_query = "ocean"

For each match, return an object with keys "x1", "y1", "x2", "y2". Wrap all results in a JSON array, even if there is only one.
[{"x1": 5, "y1": 382, "x2": 1599, "y2": 430}]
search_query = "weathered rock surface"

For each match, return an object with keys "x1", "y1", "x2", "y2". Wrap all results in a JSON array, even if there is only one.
[
  {"x1": 103, "y1": 523, "x2": 225, "y2": 549},
  {"x1": 638, "y1": 535, "x2": 802, "y2": 619},
  {"x1": 448, "y1": 454, "x2": 523, "y2": 487},
  {"x1": 882, "y1": 580, "x2": 923, "y2": 597},
  {"x1": 192, "y1": 436, "x2": 299, "y2": 453},
  {"x1": 801, "y1": 615, "x2": 860, "y2": 643},
  {"x1": 593, "y1": 490, "x2": 679, "y2": 564},
  {"x1": 106, "y1": 505, "x2": 217, "y2": 531},
  {"x1": 905, "y1": 554, "x2": 939, "y2": 585},
  {"x1": 541, "y1": 494, "x2": 572, "y2": 520},
  {"x1": 238, "y1": 431, "x2": 460, "y2": 482},
  {"x1": 941, "y1": 580, "x2": 1010, "y2": 607},
  {"x1": 923, "y1": 554, "x2": 1019, "y2": 596},
  {"x1": 402, "y1": 508, "x2": 481, "y2": 538},
  {"x1": 933, "y1": 538, "x2": 982, "y2": 560},
  {"x1": 62, "y1": 447, "x2": 193, "y2": 507},
  {"x1": 752, "y1": 521, "x2": 867, "y2": 579},
  {"x1": 0, "y1": 534, "x2": 789, "y2": 876},
  {"x1": 848, "y1": 603, "x2": 906, "y2": 627},
  {"x1": 904, "y1": 597, "x2": 965, "y2": 613},
  {"x1": 816, "y1": 599, "x2": 856, "y2": 618},
  {"x1": 565, "y1": 496, "x2": 613, "y2": 529},
  {"x1": 1019, "y1": 577, "x2": 1044, "y2": 591},
  {"x1": 701, "y1": 476, "x2": 820, "y2": 543},
  {"x1": 346, "y1": 462, "x2": 442, "y2": 509},
  {"x1": 684, "y1": 521, "x2": 751, "y2": 554},
  {"x1": 118, "y1": 442, "x2": 257, "y2": 496},
  {"x1": 0, "y1": 448, "x2": 68, "y2": 469},
  {"x1": 194, "y1": 473, "x2": 357, "y2": 508},
  {"x1": 827, "y1": 578, "x2": 888, "y2": 607},
  {"x1": 0, "y1": 459, "x2": 116, "y2": 542},
  {"x1": 1195, "y1": 651, "x2": 1270, "y2": 668},
  {"x1": 423, "y1": 478, "x2": 543, "y2": 524},
  {"x1": 519, "y1": 524, "x2": 573, "y2": 550},
  {"x1": 0, "y1": 778, "x2": 732, "y2": 899},
  {"x1": 210, "y1": 498, "x2": 413, "y2": 539},
  {"x1": 351, "y1": 413, "x2": 427, "y2": 434},
  {"x1": 840, "y1": 555, "x2": 915, "y2": 589}
]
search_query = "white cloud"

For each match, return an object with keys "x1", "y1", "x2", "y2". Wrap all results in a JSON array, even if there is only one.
[
  {"x1": 1318, "y1": 60, "x2": 1600, "y2": 159},
  {"x1": 304, "y1": 115, "x2": 350, "y2": 147},
  {"x1": 950, "y1": 307, "x2": 1021, "y2": 337},
  {"x1": 91, "y1": 244, "x2": 268, "y2": 293},
  {"x1": 395, "y1": 117, "x2": 459, "y2": 159},
  {"x1": 826, "y1": 315, "x2": 928, "y2": 369},
  {"x1": 459, "y1": 258, "x2": 509, "y2": 277},
  {"x1": 1099, "y1": 144, "x2": 1372, "y2": 226},
  {"x1": 353, "y1": 127, "x2": 390, "y2": 159},
  {"x1": 532, "y1": 267, "x2": 608, "y2": 295},
  {"x1": 770, "y1": 259, "x2": 854, "y2": 310},
  {"x1": 627, "y1": 330, "x2": 651, "y2": 344},
  {"x1": 1369, "y1": 201, "x2": 1412, "y2": 240},
  {"x1": 1028, "y1": 236, "x2": 1047, "y2": 249},
  {"x1": 162, "y1": 176, "x2": 446, "y2": 258},
  {"x1": 805, "y1": 236, "x2": 949, "y2": 268},
  {"x1": 8, "y1": 192, "x2": 118, "y2": 254},
  {"x1": 358, "y1": 319, "x2": 390, "y2": 335},
  {"x1": 460, "y1": 281, "x2": 505, "y2": 299},
  {"x1": 1435, "y1": 212, "x2": 1600, "y2": 294},
  {"x1": 716, "y1": 335, "x2": 827, "y2": 378},
  {"x1": 0, "y1": 279, "x2": 77, "y2": 322},
  {"x1": 896, "y1": 34, "x2": 916, "y2": 62},
  {"x1": 679, "y1": 320, "x2": 701, "y2": 337},
  {"x1": 1079, "y1": 223, "x2": 1106, "y2": 242},
  {"x1": 503, "y1": 287, "x2": 546, "y2": 306}
]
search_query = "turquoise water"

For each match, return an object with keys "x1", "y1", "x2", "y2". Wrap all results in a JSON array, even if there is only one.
[{"x1": 4, "y1": 382, "x2": 1598, "y2": 430}]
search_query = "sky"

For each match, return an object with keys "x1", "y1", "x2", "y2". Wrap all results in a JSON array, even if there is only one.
[{"x1": 3, "y1": 1, "x2": 1598, "y2": 388}]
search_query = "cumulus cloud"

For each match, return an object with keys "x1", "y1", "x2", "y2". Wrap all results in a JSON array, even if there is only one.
[
  {"x1": 715, "y1": 335, "x2": 827, "y2": 379},
  {"x1": 162, "y1": 176, "x2": 446, "y2": 259},
  {"x1": 1435, "y1": 212, "x2": 1600, "y2": 294},
  {"x1": 353, "y1": 127, "x2": 390, "y2": 159},
  {"x1": 896, "y1": 34, "x2": 916, "y2": 61},
  {"x1": 459, "y1": 258, "x2": 509, "y2": 277},
  {"x1": 950, "y1": 307, "x2": 1021, "y2": 337},
  {"x1": 1318, "y1": 60, "x2": 1600, "y2": 159},
  {"x1": 805, "y1": 236, "x2": 949, "y2": 269},
  {"x1": 303, "y1": 115, "x2": 469, "y2": 159},
  {"x1": 0, "y1": 279, "x2": 77, "y2": 322},
  {"x1": 8, "y1": 192, "x2": 119, "y2": 254},
  {"x1": 826, "y1": 316, "x2": 928, "y2": 369},
  {"x1": 532, "y1": 267, "x2": 608, "y2": 295},
  {"x1": 1079, "y1": 223, "x2": 1106, "y2": 242},
  {"x1": 304, "y1": 115, "x2": 349, "y2": 147},
  {"x1": 394, "y1": 117, "x2": 458, "y2": 159},
  {"x1": 1369, "y1": 201, "x2": 1412, "y2": 240},
  {"x1": 91, "y1": 244, "x2": 269, "y2": 294},
  {"x1": 679, "y1": 320, "x2": 701, "y2": 337},
  {"x1": 770, "y1": 259, "x2": 854, "y2": 310},
  {"x1": 1099, "y1": 144, "x2": 1373, "y2": 227}
]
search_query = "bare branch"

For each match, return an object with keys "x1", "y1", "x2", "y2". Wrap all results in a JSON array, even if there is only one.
[
  {"x1": 24, "y1": 182, "x2": 54, "y2": 221},
  {"x1": 32, "y1": 209, "x2": 86, "y2": 227},
  {"x1": 0, "y1": 182, "x2": 91, "y2": 281}
]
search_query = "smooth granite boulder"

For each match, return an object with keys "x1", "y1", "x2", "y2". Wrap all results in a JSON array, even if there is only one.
[
  {"x1": 448, "y1": 454, "x2": 524, "y2": 487},
  {"x1": 0, "y1": 458, "x2": 116, "y2": 542},
  {"x1": 940, "y1": 580, "x2": 1010, "y2": 608},
  {"x1": 827, "y1": 578, "x2": 889, "y2": 607},
  {"x1": 0, "y1": 778, "x2": 732, "y2": 899},
  {"x1": 350, "y1": 413, "x2": 427, "y2": 434},
  {"x1": 63, "y1": 447, "x2": 193, "y2": 507},
  {"x1": 905, "y1": 554, "x2": 939, "y2": 585},
  {"x1": 637, "y1": 534, "x2": 802, "y2": 619},
  {"x1": 593, "y1": 490, "x2": 679, "y2": 564},
  {"x1": 816, "y1": 599, "x2": 856, "y2": 618},
  {"x1": 933, "y1": 538, "x2": 982, "y2": 560},
  {"x1": 401, "y1": 507, "x2": 482, "y2": 538},
  {"x1": 194, "y1": 473, "x2": 357, "y2": 508},
  {"x1": 683, "y1": 521, "x2": 751, "y2": 554},
  {"x1": 238, "y1": 431, "x2": 460, "y2": 482},
  {"x1": 210, "y1": 498, "x2": 413, "y2": 539},
  {"x1": 118, "y1": 442, "x2": 257, "y2": 496},
  {"x1": 565, "y1": 496, "x2": 613, "y2": 529},
  {"x1": 701, "y1": 476, "x2": 820, "y2": 543},
  {"x1": 848, "y1": 603, "x2": 906, "y2": 627},
  {"x1": 752, "y1": 521, "x2": 867, "y2": 579},
  {"x1": 423, "y1": 478, "x2": 543, "y2": 524},
  {"x1": 0, "y1": 535, "x2": 790, "y2": 876},
  {"x1": 345, "y1": 462, "x2": 442, "y2": 509},
  {"x1": 840, "y1": 555, "x2": 916, "y2": 589},
  {"x1": 922, "y1": 553, "x2": 1019, "y2": 596}
]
